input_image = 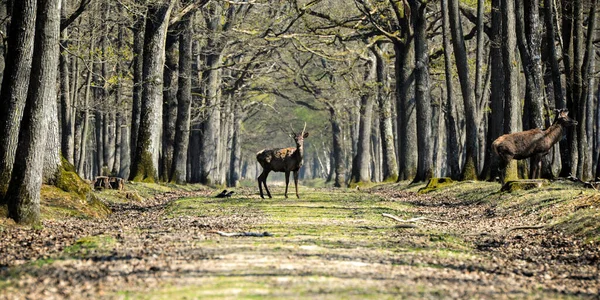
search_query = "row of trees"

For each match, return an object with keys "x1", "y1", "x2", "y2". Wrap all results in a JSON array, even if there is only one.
[{"x1": 0, "y1": 0, "x2": 598, "y2": 224}]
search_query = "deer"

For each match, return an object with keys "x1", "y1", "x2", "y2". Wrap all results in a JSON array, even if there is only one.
[
  {"x1": 256, "y1": 123, "x2": 309, "y2": 199},
  {"x1": 492, "y1": 108, "x2": 577, "y2": 182}
]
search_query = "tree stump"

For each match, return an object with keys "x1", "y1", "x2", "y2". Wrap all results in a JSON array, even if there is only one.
[{"x1": 93, "y1": 176, "x2": 124, "y2": 190}]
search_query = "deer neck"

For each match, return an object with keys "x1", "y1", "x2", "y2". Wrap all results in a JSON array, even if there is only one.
[
  {"x1": 295, "y1": 143, "x2": 304, "y2": 159},
  {"x1": 544, "y1": 122, "x2": 564, "y2": 145}
]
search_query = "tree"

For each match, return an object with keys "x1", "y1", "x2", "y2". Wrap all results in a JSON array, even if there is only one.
[
  {"x1": 0, "y1": 0, "x2": 37, "y2": 203},
  {"x1": 7, "y1": 0, "x2": 61, "y2": 224},
  {"x1": 500, "y1": 0, "x2": 521, "y2": 182},
  {"x1": 409, "y1": 0, "x2": 433, "y2": 182},
  {"x1": 349, "y1": 57, "x2": 376, "y2": 185},
  {"x1": 170, "y1": 16, "x2": 193, "y2": 184},
  {"x1": 448, "y1": 0, "x2": 478, "y2": 180},
  {"x1": 130, "y1": 1, "x2": 174, "y2": 182}
]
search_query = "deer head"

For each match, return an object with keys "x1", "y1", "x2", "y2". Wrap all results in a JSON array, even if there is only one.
[{"x1": 553, "y1": 108, "x2": 578, "y2": 127}]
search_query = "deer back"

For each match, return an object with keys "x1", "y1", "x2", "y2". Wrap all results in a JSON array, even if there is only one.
[{"x1": 256, "y1": 147, "x2": 302, "y2": 172}]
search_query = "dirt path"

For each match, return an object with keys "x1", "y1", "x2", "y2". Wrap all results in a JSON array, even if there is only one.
[{"x1": 1, "y1": 186, "x2": 598, "y2": 299}]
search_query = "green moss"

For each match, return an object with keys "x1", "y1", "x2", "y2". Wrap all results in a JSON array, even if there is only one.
[
  {"x1": 62, "y1": 235, "x2": 116, "y2": 257},
  {"x1": 418, "y1": 177, "x2": 454, "y2": 194},
  {"x1": 500, "y1": 179, "x2": 550, "y2": 192},
  {"x1": 503, "y1": 160, "x2": 519, "y2": 183},
  {"x1": 132, "y1": 151, "x2": 158, "y2": 183},
  {"x1": 461, "y1": 158, "x2": 477, "y2": 180}
]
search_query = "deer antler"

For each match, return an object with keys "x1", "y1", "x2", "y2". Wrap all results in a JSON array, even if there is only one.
[{"x1": 301, "y1": 122, "x2": 306, "y2": 136}]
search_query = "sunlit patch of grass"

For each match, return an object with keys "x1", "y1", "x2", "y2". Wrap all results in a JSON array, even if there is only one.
[{"x1": 62, "y1": 235, "x2": 116, "y2": 257}]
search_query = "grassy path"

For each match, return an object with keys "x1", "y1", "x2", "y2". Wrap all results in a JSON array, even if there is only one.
[{"x1": 1, "y1": 184, "x2": 598, "y2": 299}]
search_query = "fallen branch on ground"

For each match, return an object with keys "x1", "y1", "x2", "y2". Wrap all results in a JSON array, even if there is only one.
[
  {"x1": 382, "y1": 213, "x2": 450, "y2": 225},
  {"x1": 504, "y1": 225, "x2": 545, "y2": 233},
  {"x1": 210, "y1": 231, "x2": 273, "y2": 237}
]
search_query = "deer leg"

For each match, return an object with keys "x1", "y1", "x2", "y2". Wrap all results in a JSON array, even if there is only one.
[
  {"x1": 258, "y1": 170, "x2": 266, "y2": 199},
  {"x1": 263, "y1": 170, "x2": 272, "y2": 198},
  {"x1": 284, "y1": 171, "x2": 290, "y2": 198},
  {"x1": 294, "y1": 170, "x2": 300, "y2": 198}
]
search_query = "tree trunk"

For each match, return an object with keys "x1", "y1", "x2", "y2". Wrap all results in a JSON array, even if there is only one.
[
  {"x1": 560, "y1": 0, "x2": 575, "y2": 176},
  {"x1": 60, "y1": 0, "x2": 74, "y2": 165},
  {"x1": 572, "y1": 0, "x2": 583, "y2": 178},
  {"x1": 171, "y1": 17, "x2": 193, "y2": 184},
  {"x1": 448, "y1": 0, "x2": 478, "y2": 179},
  {"x1": 330, "y1": 105, "x2": 345, "y2": 187},
  {"x1": 578, "y1": 0, "x2": 597, "y2": 180},
  {"x1": 228, "y1": 102, "x2": 242, "y2": 187},
  {"x1": 441, "y1": 0, "x2": 461, "y2": 179},
  {"x1": 373, "y1": 44, "x2": 398, "y2": 182},
  {"x1": 161, "y1": 31, "x2": 179, "y2": 182},
  {"x1": 410, "y1": 0, "x2": 433, "y2": 183},
  {"x1": 350, "y1": 58, "x2": 376, "y2": 185},
  {"x1": 394, "y1": 39, "x2": 417, "y2": 181},
  {"x1": 130, "y1": 15, "x2": 145, "y2": 169},
  {"x1": 130, "y1": 2, "x2": 174, "y2": 182},
  {"x1": 0, "y1": 0, "x2": 36, "y2": 203},
  {"x1": 481, "y1": 0, "x2": 504, "y2": 181},
  {"x1": 500, "y1": 0, "x2": 521, "y2": 182},
  {"x1": 515, "y1": 0, "x2": 545, "y2": 178},
  {"x1": 7, "y1": 0, "x2": 60, "y2": 224}
]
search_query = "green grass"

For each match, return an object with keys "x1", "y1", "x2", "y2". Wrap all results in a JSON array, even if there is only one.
[{"x1": 62, "y1": 235, "x2": 116, "y2": 257}]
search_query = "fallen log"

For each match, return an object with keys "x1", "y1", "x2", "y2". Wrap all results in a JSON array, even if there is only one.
[
  {"x1": 382, "y1": 213, "x2": 450, "y2": 225},
  {"x1": 210, "y1": 231, "x2": 273, "y2": 237}
]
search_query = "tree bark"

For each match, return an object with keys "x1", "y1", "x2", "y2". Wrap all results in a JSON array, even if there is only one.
[
  {"x1": 329, "y1": 105, "x2": 345, "y2": 187},
  {"x1": 130, "y1": 15, "x2": 145, "y2": 169},
  {"x1": 410, "y1": 0, "x2": 433, "y2": 183},
  {"x1": 481, "y1": 0, "x2": 504, "y2": 181},
  {"x1": 7, "y1": 0, "x2": 60, "y2": 224},
  {"x1": 441, "y1": 0, "x2": 461, "y2": 179},
  {"x1": 60, "y1": 0, "x2": 74, "y2": 165},
  {"x1": 0, "y1": 0, "x2": 36, "y2": 203},
  {"x1": 448, "y1": 0, "x2": 478, "y2": 179},
  {"x1": 130, "y1": 2, "x2": 174, "y2": 182},
  {"x1": 171, "y1": 17, "x2": 193, "y2": 184},
  {"x1": 578, "y1": 0, "x2": 597, "y2": 180},
  {"x1": 373, "y1": 43, "x2": 398, "y2": 182},
  {"x1": 350, "y1": 58, "x2": 376, "y2": 185},
  {"x1": 161, "y1": 31, "x2": 179, "y2": 182},
  {"x1": 560, "y1": 0, "x2": 575, "y2": 177},
  {"x1": 500, "y1": 0, "x2": 521, "y2": 182},
  {"x1": 394, "y1": 39, "x2": 417, "y2": 181}
]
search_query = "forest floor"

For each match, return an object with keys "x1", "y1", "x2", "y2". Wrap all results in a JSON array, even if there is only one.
[{"x1": 0, "y1": 180, "x2": 599, "y2": 299}]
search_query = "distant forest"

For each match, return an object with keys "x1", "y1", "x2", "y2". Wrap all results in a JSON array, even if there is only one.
[{"x1": 0, "y1": 0, "x2": 599, "y2": 223}]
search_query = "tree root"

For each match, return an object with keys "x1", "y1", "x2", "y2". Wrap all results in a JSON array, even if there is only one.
[
  {"x1": 504, "y1": 225, "x2": 545, "y2": 233},
  {"x1": 382, "y1": 213, "x2": 450, "y2": 225},
  {"x1": 210, "y1": 231, "x2": 273, "y2": 237}
]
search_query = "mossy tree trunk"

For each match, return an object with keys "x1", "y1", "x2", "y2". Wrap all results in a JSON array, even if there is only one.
[
  {"x1": 130, "y1": 1, "x2": 174, "y2": 183},
  {"x1": 7, "y1": 0, "x2": 60, "y2": 224},
  {"x1": 0, "y1": 0, "x2": 36, "y2": 204}
]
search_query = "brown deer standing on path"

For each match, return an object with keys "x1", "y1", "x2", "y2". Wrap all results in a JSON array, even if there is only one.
[
  {"x1": 256, "y1": 123, "x2": 309, "y2": 199},
  {"x1": 492, "y1": 109, "x2": 577, "y2": 181}
]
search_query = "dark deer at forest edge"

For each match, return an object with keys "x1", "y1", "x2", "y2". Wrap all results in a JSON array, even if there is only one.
[
  {"x1": 256, "y1": 123, "x2": 309, "y2": 199},
  {"x1": 492, "y1": 109, "x2": 577, "y2": 181}
]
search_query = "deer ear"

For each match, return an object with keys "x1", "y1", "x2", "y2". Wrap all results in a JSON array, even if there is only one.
[{"x1": 303, "y1": 132, "x2": 309, "y2": 138}]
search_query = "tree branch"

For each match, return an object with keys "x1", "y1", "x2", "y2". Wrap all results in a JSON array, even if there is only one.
[{"x1": 61, "y1": 0, "x2": 93, "y2": 31}]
